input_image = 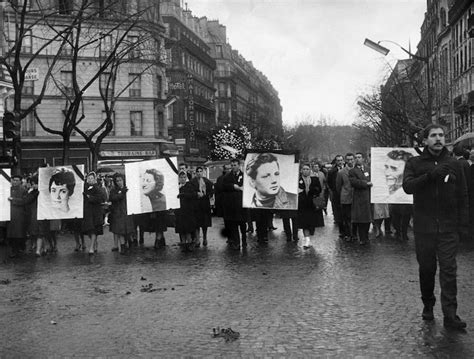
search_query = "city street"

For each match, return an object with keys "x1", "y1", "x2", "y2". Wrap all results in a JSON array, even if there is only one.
[{"x1": 1, "y1": 213, "x2": 474, "y2": 358}]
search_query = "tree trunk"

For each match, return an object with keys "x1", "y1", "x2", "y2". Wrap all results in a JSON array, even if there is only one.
[{"x1": 62, "y1": 136, "x2": 71, "y2": 166}]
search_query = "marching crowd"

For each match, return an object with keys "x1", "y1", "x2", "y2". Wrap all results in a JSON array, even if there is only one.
[{"x1": 0, "y1": 124, "x2": 472, "y2": 330}]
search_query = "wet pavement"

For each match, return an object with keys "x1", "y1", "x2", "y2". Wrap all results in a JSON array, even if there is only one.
[{"x1": 1, "y1": 212, "x2": 474, "y2": 358}]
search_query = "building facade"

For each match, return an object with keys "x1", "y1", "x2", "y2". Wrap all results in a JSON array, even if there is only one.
[
  {"x1": 161, "y1": 0, "x2": 216, "y2": 165},
  {"x1": 201, "y1": 18, "x2": 282, "y2": 139},
  {"x1": 1, "y1": 0, "x2": 170, "y2": 173},
  {"x1": 448, "y1": 0, "x2": 473, "y2": 142}
]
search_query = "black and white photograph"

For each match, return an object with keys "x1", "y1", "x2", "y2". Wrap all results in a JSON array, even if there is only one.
[
  {"x1": 1, "y1": 0, "x2": 473, "y2": 357},
  {"x1": 125, "y1": 157, "x2": 180, "y2": 215},
  {"x1": 370, "y1": 147, "x2": 419, "y2": 204},
  {"x1": 0, "y1": 169, "x2": 11, "y2": 221},
  {"x1": 242, "y1": 152, "x2": 298, "y2": 209},
  {"x1": 37, "y1": 165, "x2": 85, "y2": 220}
]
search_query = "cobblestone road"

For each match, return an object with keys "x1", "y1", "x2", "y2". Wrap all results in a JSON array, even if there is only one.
[{"x1": 1, "y1": 212, "x2": 474, "y2": 358}]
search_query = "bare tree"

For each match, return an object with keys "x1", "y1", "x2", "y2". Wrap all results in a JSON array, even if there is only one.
[
  {"x1": 0, "y1": 0, "x2": 77, "y2": 169},
  {"x1": 354, "y1": 60, "x2": 429, "y2": 147},
  {"x1": 284, "y1": 114, "x2": 355, "y2": 162},
  {"x1": 30, "y1": 0, "x2": 162, "y2": 168}
]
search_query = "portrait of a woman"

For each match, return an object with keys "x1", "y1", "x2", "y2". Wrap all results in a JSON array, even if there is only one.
[
  {"x1": 142, "y1": 168, "x2": 167, "y2": 212},
  {"x1": 49, "y1": 168, "x2": 76, "y2": 213}
]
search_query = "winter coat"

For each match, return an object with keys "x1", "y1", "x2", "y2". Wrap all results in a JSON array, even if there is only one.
[
  {"x1": 6, "y1": 186, "x2": 27, "y2": 239},
  {"x1": 222, "y1": 170, "x2": 247, "y2": 222},
  {"x1": 349, "y1": 165, "x2": 373, "y2": 223},
  {"x1": 24, "y1": 189, "x2": 40, "y2": 237},
  {"x1": 297, "y1": 175, "x2": 324, "y2": 230},
  {"x1": 402, "y1": 146, "x2": 468, "y2": 234},
  {"x1": 190, "y1": 177, "x2": 214, "y2": 228},
  {"x1": 214, "y1": 173, "x2": 226, "y2": 217},
  {"x1": 109, "y1": 187, "x2": 135, "y2": 235},
  {"x1": 82, "y1": 183, "x2": 105, "y2": 234},
  {"x1": 175, "y1": 182, "x2": 198, "y2": 234},
  {"x1": 336, "y1": 166, "x2": 353, "y2": 205}
]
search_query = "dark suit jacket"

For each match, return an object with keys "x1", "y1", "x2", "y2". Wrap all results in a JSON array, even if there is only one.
[
  {"x1": 349, "y1": 165, "x2": 372, "y2": 223},
  {"x1": 222, "y1": 170, "x2": 246, "y2": 221}
]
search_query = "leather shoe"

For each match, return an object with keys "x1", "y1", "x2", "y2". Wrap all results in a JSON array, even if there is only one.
[
  {"x1": 444, "y1": 315, "x2": 467, "y2": 330},
  {"x1": 422, "y1": 305, "x2": 434, "y2": 321}
]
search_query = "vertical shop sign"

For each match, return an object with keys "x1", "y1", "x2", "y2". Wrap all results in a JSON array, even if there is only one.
[{"x1": 187, "y1": 74, "x2": 195, "y2": 144}]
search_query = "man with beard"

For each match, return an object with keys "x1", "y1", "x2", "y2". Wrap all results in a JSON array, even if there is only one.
[{"x1": 403, "y1": 124, "x2": 468, "y2": 330}]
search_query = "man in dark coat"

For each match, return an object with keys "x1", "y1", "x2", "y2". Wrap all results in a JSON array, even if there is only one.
[
  {"x1": 349, "y1": 152, "x2": 373, "y2": 245},
  {"x1": 222, "y1": 158, "x2": 247, "y2": 249},
  {"x1": 327, "y1": 155, "x2": 344, "y2": 237},
  {"x1": 214, "y1": 163, "x2": 231, "y2": 218},
  {"x1": 403, "y1": 124, "x2": 468, "y2": 330},
  {"x1": 7, "y1": 175, "x2": 27, "y2": 257},
  {"x1": 190, "y1": 166, "x2": 214, "y2": 246}
]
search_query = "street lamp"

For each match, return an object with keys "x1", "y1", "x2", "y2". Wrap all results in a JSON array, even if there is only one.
[{"x1": 364, "y1": 38, "x2": 434, "y2": 124}]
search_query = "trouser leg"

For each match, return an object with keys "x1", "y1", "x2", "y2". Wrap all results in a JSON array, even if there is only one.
[
  {"x1": 415, "y1": 232, "x2": 437, "y2": 307},
  {"x1": 282, "y1": 218, "x2": 291, "y2": 240},
  {"x1": 291, "y1": 218, "x2": 298, "y2": 240},
  {"x1": 358, "y1": 223, "x2": 370, "y2": 242},
  {"x1": 437, "y1": 232, "x2": 459, "y2": 318}
]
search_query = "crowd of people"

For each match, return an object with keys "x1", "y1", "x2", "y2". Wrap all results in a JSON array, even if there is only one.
[{"x1": 0, "y1": 124, "x2": 472, "y2": 330}]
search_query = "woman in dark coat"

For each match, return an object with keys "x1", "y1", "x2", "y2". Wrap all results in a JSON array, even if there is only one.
[
  {"x1": 190, "y1": 166, "x2": 214, "y2": 246},
  {"x1": 109, "y1": 173, "x2": 135, "y2": 254},
  {"x1": 6, "y1": 175, "x2": 27, "y2": 257},
  {"x1": 175, "y1": 171, "x2": 198, "y2": 252},
  {"x1": 298, "y1": 163, "x2": 324, "y2": 249},
  {"x1": 82, "y1": 172, "x2": 105, "y2": 254}
]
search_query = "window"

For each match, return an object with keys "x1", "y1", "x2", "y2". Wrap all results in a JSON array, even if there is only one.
[
  {"x1": 129, "y1": 74, "x2": 141, "y2": 97},
  {"x1": 158, "y1": 112, "x2": 164, "y2": 137},
  {"x1": 130, "y1": 111, "x2": 142, "y2": 136},
  {"x1": 127, "y1": 35, "x2": 140, "y2": 59},
  {"x1": 219, "y1": 102, "x2": 226, "y2": 116},
  {"x1": 100, "y1": 35, "x2": 113, "y2": 57},
  {"x1": 218, "y1": 82, "x2": 226, "y2": 97},
  {"x1": 102, "y1": 111, "x2": 115, "y2": 136},
  {"x1": 21, "y1": 111, "x2": 35, "y2": 137},
  {"x1": 60, "y1": 71, "x2": 73, "y2": 95},
  {"x1": 22, "y1": 80, "x2": 34, "y2": 95},
  {"x1": 156, "y1": 75, "x2": 162, "y2": 97},
  {"x1": 58, "y1": 0, "x2": 73, "y2": 14},
  {"x1": 216, "y1": 45, "x2": 223, "y2": 58},
  {"x1": 21, "y1": 30, "x2": 32, "y2": 53}
]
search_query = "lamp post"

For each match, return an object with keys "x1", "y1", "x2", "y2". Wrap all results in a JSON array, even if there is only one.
[{"x1": 364, "y1": 38, "x2": 434, "y2": 125}]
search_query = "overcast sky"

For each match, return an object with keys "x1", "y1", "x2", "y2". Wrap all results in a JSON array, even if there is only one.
[{"x1": 185, "y1": 0, "x2": 427, "y2": 127}]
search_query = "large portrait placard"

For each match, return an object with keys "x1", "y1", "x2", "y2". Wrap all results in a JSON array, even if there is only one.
[
  {"x1": 0, "y1": 169, "x2": 11, "y2": 221},
  {"x1": 125, "y1": 157, "x2": 180, "y2": 215},
  {"x1": 243, "y1": 152, "x2": 299, "y2": 210},
  {"x1": 38, "y1": 165, "x2": 85, "y2": 220},
  {"x1": 370, "y1": 147, "x2": 418, "y2": 204}
]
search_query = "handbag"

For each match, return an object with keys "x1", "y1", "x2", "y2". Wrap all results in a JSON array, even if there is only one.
[{"x1": 312, "y1": 196, "x2": 325, "y2": 211}]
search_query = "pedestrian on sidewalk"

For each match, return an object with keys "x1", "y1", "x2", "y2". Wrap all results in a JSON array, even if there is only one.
[
  {"x1": 403, "y1": 124, "x2": 468, "y2": 330},
  {"x1": 298, "y1": 163, "x2": 323, "y2": 249},
  {"x1": 109, "y1": 173, "x2": 135, "y2": 254}
]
